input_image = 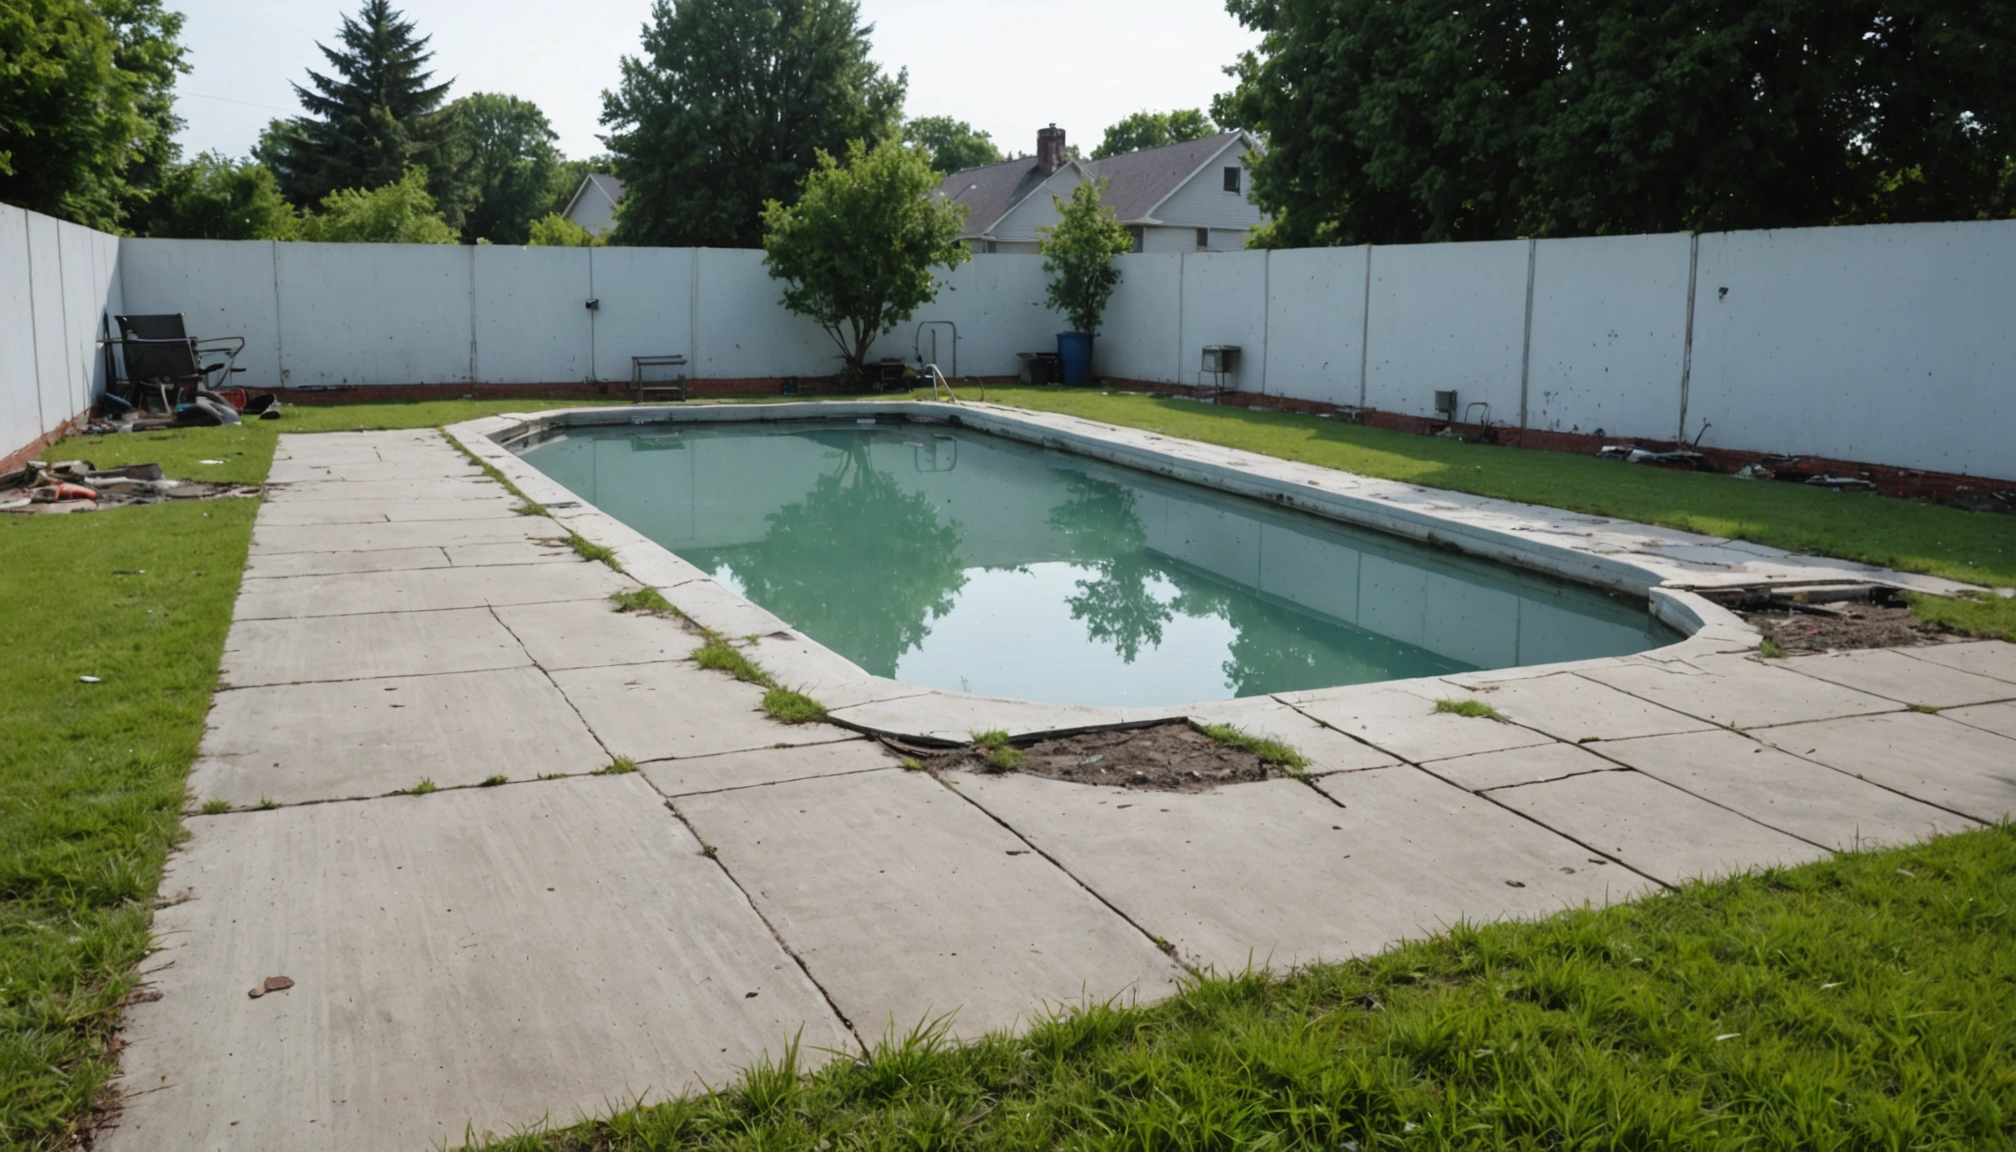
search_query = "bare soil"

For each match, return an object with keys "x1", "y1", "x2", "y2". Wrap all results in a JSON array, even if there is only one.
[
  {"x1": 1742, "y1": 602, "x2": 1954, "y2": 655},
  {"x1": 914, "y1": 722, "x2": 1293, "y2": 793}
]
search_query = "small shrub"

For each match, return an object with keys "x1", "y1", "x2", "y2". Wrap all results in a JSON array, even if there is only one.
[
  {"x1": 763, "y1": 688, "x2": 828, "y2": 725},
  {"x1": 1434, "y1": 698, "x2": 1502, "y2": 720},
  {"x1": 199, "y1": 799, "x2": 231, "y2": 815},
  {"x1": 611, "y1": 587, "x2": 677, "y2": 614},
  {"x1": 1199, "y1": 722, "x2": 1309, "y2": 771},
  {"x1": 972, "y1": 729, "x2": 1012, "y2": 750},
  {"x1": 986, "y1": 745, "x2": 1027, "y2": 771}
]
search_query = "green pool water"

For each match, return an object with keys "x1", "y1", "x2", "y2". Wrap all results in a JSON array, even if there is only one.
[{"x1": 515, "y1": 419, "x2": 1679, "y2": 706}]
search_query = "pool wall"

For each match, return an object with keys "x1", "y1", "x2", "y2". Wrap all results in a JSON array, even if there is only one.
[{"x1": 446, "y1": 401, "x2": 1940, "y2": 741}]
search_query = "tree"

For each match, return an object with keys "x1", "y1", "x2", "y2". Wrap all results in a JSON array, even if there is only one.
[
  {"x1": 1091, "y1": 109, "x2": 1215, "y2": 159},
  {"x1": 299, "y1": 167, "x2": 457, "y2": 243},
  {"x1": 139, "y1": 153, "x2": 300, "y2": 240},
  {"x1": 445, "y1": 92, "x2": 561, "y2": 244},
  {"x1": 903, "y1": 116, "x2": 1002, "y2": 173},
  {"x1": 761, "y1": 138, "x2": 969, "y2": 384},
  {"x1": 0, "y1": 0, "x2": 187, "y2": 231},
  {"x1": 1039, "y1": 179, "x2": 1132, "y2": 335},
  {"x1": 526, "y1": 212, "x2": 603, "y2": 246},
  {"x1": 601, "y1": 0, "x2": 907, "y2": 248},
  {"x1": 259, "y1": 0, "x2": 457, "y2": 215},
  {"x1": 547, "y1": 154, "x2": 616, "y2": 217},
  {"x1": 1216, "y1": 0, "x2": 2016, "y2": 247}
]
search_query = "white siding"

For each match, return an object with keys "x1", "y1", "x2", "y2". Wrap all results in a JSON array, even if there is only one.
[
  {"x1": 564, "y1": 185, "x2": 618, "y2": 236},
  {"x1": 1140, "y1": 226, "x2": 1199, "y2": 254},
  {"x1": 987, "y1": 169, "x2": 1082, "y2": 244},
  {"x1": 1148, "y1": 142, "x2": 1266, "y2": 232}
]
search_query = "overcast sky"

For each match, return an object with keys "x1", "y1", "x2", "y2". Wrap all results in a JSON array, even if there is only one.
[{"x1": 169, "y1": 0, "x2": 1261, "y2": 163}]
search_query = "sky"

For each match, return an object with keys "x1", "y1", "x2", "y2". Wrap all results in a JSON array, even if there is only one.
[{"x1": 168, "y1": 0, "x2": 1262, "y2": 164}]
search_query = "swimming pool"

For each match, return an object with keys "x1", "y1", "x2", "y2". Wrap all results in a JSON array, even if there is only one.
[{"x1": 515, "y1": 418, "x2": 1680, "y2": 707}]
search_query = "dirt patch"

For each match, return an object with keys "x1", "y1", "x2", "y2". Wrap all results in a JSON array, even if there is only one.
[
  {"x1": 907, "y1": 722, "x2": 1297, "y2": 793},
  {"x1": 1742, "y1": 602, "x2": 1954, "y2": 655}
]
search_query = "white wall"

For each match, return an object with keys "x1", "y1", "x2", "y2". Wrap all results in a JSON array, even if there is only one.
[
  {"x1": 588, "y1": 246, "x2": 693, "y2": 384},
  {"x1": 1180, "y1": 251, "x2": 1268, "y2": 390},
  {"x1": 118, "y1": 238, "x2": 283, "y2": 388},
  {"x1": 1364, "y1": 238, "x2": 1532, "y2": 423},
  {"x1": 277, "y1": 243, "x2": 475, "y2": 387},
  {"x1": 473, "y1": 246, "x2": 593, "y2": 385},
  {"x1": 0, "y1": 205, "x2": 122, "y2": 461},
  {"x1": 1098, "y1": 253, "x2": 1181, "y2": 382},
  {"x1": 913, "y1": 255, "x2": 1056, "y2": 377},
  {"x1": 1264, "y1": 246, "x2": 1367, "y2": 407},
  {"x1": 1524, "y1": 233, "x2": 1692, "y2": 439},
  {"x1": 0, "y1": 204, "x2": 44, "y2": 457},
  {"x1": 693, "y1": 248, "x2": 832, "y2": 379}
]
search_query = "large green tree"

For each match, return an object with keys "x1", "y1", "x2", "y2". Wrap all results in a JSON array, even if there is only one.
[
  {"x1": 298, "y1": 166, "x2": 457, "y2": 243},
  {"x1": 602, "y1": 0, "x2": 906, "y2": 247},
  {"x1": 1091, "y1": 109, "x2": 1216, "y2": 159},
  {"x1": 0, "y1": 0, "x2": 186, "y2": 231},
  {"x1": 1217, "y1": 0, "x2": 2016, "y2": 246},
  {"x1": 138, "y1": 152, "x2": 300, "y2": 240},
  {"x1": 761, "y1": 138, "x2": 968, "y2": 384},
  {"x1": 257, "y1": 0, "x2": 457, "y2": 217},
  {"x1": 903, "y1": 115, "x2": 1002, "y2": 173},
  {"x1": 445, "y1": 92, "x2": 560, "y2": 244}
]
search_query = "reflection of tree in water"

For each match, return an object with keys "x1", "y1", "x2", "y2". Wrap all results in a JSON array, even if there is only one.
[
  {"x1": 720, "y1": 443, "x2": 965, "y2": 677},
  {"x1": 1046, "y1": 474, "x2": 1171, "y2": 662}
]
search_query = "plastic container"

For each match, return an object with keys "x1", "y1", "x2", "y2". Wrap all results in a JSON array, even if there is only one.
[{"x1": 1056, "y1": 331, "x2": 1093, "y2": 385}]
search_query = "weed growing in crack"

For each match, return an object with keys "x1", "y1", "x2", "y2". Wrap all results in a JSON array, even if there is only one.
[
  {"x1": 695, "y1": 636, "x2": 769, "y2": 684},
  {"x1": 480, "y1": 774, "x2": 508, "y2": 787},
  {"x1": 1198, "y1": 723, "x2": 1309, "y2": 771},
  {"x1": 568, "y1": 534, "x2": 621, "y2": 569},
  {"x1": 611, "y1": 587, "x2": 678, "y2": 614},
  {"x1": 411, "y1": 778, "x2": 437, "y2": 795},
  {"x1": 199, "y1": 799, "x2": 231, "y2": 815},
  {"x1": 986, "y1": 745, "x2": 1027, "y2": 771},
  {"x1": 597, "y1": 756, "x2": 639, "y2": 775},
  {"x1": 1435, "y1": 698, "x2": 1503, "y2": 720},
  {"x1": 899, "y1": 757, "x2": 927, "y2": 771},
  {"x1": 1759, "y1": 637, "x2": 1787, "y2": 658},
  {"x1": 256, "y1": 797, "x2": 279, "y2": 810},
  {"x1": 972, "y1": 730, "x2": 1012, "y2": 750},
  {"x1": 763, "y1": 688, "x2": 827, "y2": 725}
]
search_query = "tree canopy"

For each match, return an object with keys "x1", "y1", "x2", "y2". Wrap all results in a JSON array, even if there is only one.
[
  {"x1": 602, "y1": 0, "x2": 906, "y2": 248},
  {"x1": 298, "y1": 166, "x2": 457, "y2": 243},
  {"x1": 137, "y1": 152, "x2": 300, "y2": 240},
  {"x1": 446, "y1": 92, "x2": 561, "y2": 244},
  {"x1": 1039, "y1": 179, "x2": 1133, "y2": 335},
  {"x1": 903, "y1": 116, "x2": 1002, "y2": 173},
  {"x1": 0, "y1": 0, "x2": 187, "y2": 231},
  {"x1": 258, "y1": 0, "x2": 457, "y2": 214},
  {"x1": 1091, "y1": 109, "x2": 1216, "y2": 159},
  {"x1": 1217, "y1": 0, "x2": 2016, "y2": 247},
  {"x1": 761, "y1": 138, "x2": 968, "y2": 383}
]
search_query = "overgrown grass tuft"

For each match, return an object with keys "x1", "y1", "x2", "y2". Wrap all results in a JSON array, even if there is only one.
[
  {"x1": 693, "y1": 636, "x2": 769, "y2": 684},
  {"x1": 199, "y1": 799, "x2": 231, "y2": 815},
  {"x1": 1435, "y1": 698, "x2": 1503, "y2": 720},
  {"x1": 1198, "y1": 722, "x2": 1309, "y2": 770},
  {"x1": 761, "y1": 688, "x2": 827, "y2": 725},
  {"x1": 971, "y1": 729, "x2": 1012, "y2": 750},
  {"x1": 610, "y1": 587, "x2": 678, "y2": 615},
  {"x1": 411, "y1": 778, "x2": 438, "y2": 795},
  {"x1": 480, "y1": 774, "x2": 508, "y2": 787},
  {"x1": 568, "y1": 533, "x2": 620, "y2": 568},
  {"x1": 597, "y1": 756, "x2": 639, "y2": 775},
  {"x1": 1759, "y1": 637, "x2": 1787, "y2": 658},
  {"x1": 985, "y1": 745, "x2": 1027, "y2": 770}
]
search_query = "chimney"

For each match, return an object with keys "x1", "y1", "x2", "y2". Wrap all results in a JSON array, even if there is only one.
[{"x1": 1037, "y1": 124, "x2": 1066, "y2": 175}]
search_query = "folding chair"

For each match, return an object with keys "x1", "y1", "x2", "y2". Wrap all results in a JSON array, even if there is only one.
[{"x1": 114, "y1": 314, "x2": 245, "y2": 412}]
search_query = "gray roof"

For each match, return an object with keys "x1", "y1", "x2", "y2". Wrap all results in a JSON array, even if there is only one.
[
  {"x1": 933, "y1": 130, "x2": 1252, "y2": 236},
  {"x1": 585, "y1": 172, "x2": 625, "y2": 203}
]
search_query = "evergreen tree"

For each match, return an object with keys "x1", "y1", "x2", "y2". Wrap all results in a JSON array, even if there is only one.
[
  {"x1": 258, "y1": 0, "x2": 457, "y2": 215},
  {"x1": 602, "y1": 0, "x2": 906, "y2": 248}
]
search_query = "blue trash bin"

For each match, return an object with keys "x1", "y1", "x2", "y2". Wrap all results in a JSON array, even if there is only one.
[{"x1": 1057, "y1": 331, "x2": 1093, "y2": 385}]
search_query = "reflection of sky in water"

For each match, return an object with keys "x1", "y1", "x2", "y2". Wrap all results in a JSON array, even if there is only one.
[{"x1": 517, "y1": 422, "x2": 1679, "y2": 706}]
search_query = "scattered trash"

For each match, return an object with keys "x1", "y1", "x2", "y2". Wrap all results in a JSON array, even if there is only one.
[
  {"x1": 247, "y1": 975, "x2": 296, "y2": 999},
  {"x1": 198, "y1": 459, "x2": 225, "y2": 465},
  {"x1": 1598, "y1": 444, "x2": 1704, "y2": 468},
  {"x1": 1732, "y1": 463, "x2": 1773, "y2": 480},
  {"x1": 1714, "y1": 1033, "x2": 1741, "y2": 1042},
  {"x1": 78, "y1": 676, "x2": 102, "y2": 684},
  {"x1": 0, "y1": 460, "x2": 259, "y2": 515},
  {"x1": 1803, "y1": 474, "x2": 1877, "y2": 491}
]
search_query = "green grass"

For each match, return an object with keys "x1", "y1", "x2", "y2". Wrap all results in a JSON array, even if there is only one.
[
  {"x1": 568, "y1": 533, "x2": 620, "y2": 568},
  {"x1": 611, "y1": 587, "x2": 679, "y2": 615},
  {"x1": 462, "y1": 825, "x2": 2016, "y2": 1152},
  {"x1": 480, "y1": 774, "x2": 509, "y2": 787},
  {"x1": 411, "y1": 778, "x2": 438, "y2": 795},
  {"x1": 597, "y1": 756, "x2": 640, "y2": 776},
  {"x1": 967, "y1": 386, "x2": 2016, "y2": 641},
  {"x1": 971, "y1": 730, "x2": 1012, "y2": 750},
  {"x1": 1198, "y1": 722, "x2": 1310, "y2": 771},
  {"x1": 761, "y1": 688, "x2": 828, "y2": 725},
  {"x1": 1435, "y1": 698, "x2": 1504, "y2": 720},
  {"x1": 1759, "y1": 637, "x2": 1787, "y2": 658},
  {"x1": 693, "y1": 635, "x2": 770, "y2": 685}
]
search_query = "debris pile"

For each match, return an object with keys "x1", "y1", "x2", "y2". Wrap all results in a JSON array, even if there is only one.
[{"x1": 0, "y1": 459, "x2": 261, "y2": 515}]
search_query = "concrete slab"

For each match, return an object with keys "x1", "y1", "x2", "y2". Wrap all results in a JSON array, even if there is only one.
[
  {"x1": 1486, "y1": 770, "x2": 1828, "y2": 887},
  {"x1": 1898, "y1": 640, "x2": 2016, "y2": 686},
  {"x1": 267, "y1": 478, "x2": 504, "y2": 503},
  {"x1": 220, "y1": 607, "x2": 529, "y2": 687},
  {"x1": 739, "y1": 632, "x2": 928, "y2": 711},
  {"x1": 641, "y1": 739, "x2": 894, "y2": 796},
  {"x1": 188, "y1": 667, "x2": 608, "y2": 806},
  {"x1": 664, "y1": 577, "x2": 794, "y2": 638},
  {"x1": 266, "y1": 458, "x2": 486, "y2": 485},
  {"x1": 1776, "y1": 648, "x2": 2016, "y2": 708},
  {"x1": 1755, "y1": 711, "x2": 2016, "y2": 824},
  {"x1": 551, "y1": 660, "x2": 848, "y2": 761},
  {"x1": 1592, "y1": 729, "x2": 1971, "y2": 850},
  {"x1": 1579, "y1": 653, "x2": 1901, "y2": 730},
  {"x1": 957, "y1": 771, "x2": 1627, "y2": 972},
  {"x1": 1435, "y1": 672, "x2": 1715, "y2": 743},
  {"x1": 445, "y1": 539, "x2": 578, "y2": 566},
  {"x1": 251, "y1": 516, "x2": 556, "y2": 556},
  {"x1": 1182, "y1": 696, "x2": 1399, "y2": 775},
  {"x1": 676, "y1": 770, "x2": 1181, "y2": 1036},
  {"x1": 244, "y1": 546, "x2": 451, "y2": 579},
  {"x1": 254, "y1": 496, "x2": 521, "y2": 527},
  {"x1": 106, "y1": 777, "x2": 848, "y2": 1152},
  {"x1": 1279, "y1": 684, "x2": 1554, "y2": 763},
  {"x1": 830, "y1": 690, "x2": 1172, "y2": 745},
  {"x1": 496, "y1": 599, "x2": 700, "y2": 671},
  {"x1": 1427, "y1": 742, "x2": 1620, "y2": 792},
  {"x1": 232, "y1": 562, "x2": 636, "y2": 620},
  {"x1": 1944, "y1": 700, "x2": 2016, "y2": 741}
]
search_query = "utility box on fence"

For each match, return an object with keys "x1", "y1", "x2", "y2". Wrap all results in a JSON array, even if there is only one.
[{"x1": 1202, "y1": 345, "x2": 1240, "y2": 392}]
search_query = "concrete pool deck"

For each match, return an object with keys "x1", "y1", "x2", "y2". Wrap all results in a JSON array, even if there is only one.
[{"x1": 103, "y1": 417, "x2": 2016, "y2": 1150}]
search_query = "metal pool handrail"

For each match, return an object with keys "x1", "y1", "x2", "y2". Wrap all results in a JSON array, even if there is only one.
[{"x1": 924, "y1": 363, "x2": 960, "y2": 403}]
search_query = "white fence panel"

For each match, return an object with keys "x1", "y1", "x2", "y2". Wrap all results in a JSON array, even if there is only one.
[
  {"x1": 57, "y1": 220, "x2": 111, "y2": 415},
  {"x1": 0, "y1": 205, "x2": 43, "y2": 452},
  {"x1": 1690, "y1": 221, "x2": 2016, "y2": 477},
  {"x1": 692, "y1": 248, "x2": 831, "y2": 379},
  {"x1": 276, "y1": 242, "x2": 474, "y2": 386},
  {"x1": 918, "y1": 255, "x2": 1055, "y2": 379},
  {"x1": 24, "y1": 212, "x2": 72, "y2": 435},
  {"x1": 118, "y1": 239, "x2": 284, "y2": 388},
  {"x1": 1364, "y1": 238, "x2": 1530, "y2": 421},
  {"x1": 473, "y1": 246, "x2": 592, "y2": 384},
  {"x1": 589, "y1": 247, "x2": 694, "y2": 384},
  {"x1": 1096, "y1": 254, "x2": 1179, "y2": 383},
  {"x1": 1180, "y1": 251, "x2": 1268, "y2": 391},
  {"x1": 1525, "y1": 233, "x2": 1692, "y2": 439},
  {"x1": 1264, "y1": 245, "x2": 1368, "y2": 407}
]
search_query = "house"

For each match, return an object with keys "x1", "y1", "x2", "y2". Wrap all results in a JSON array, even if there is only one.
[
  {"x1": 560, "y1": 173, "x2": 625, "y2": 237},
  {"x1": 934, "y1": 125, "x2": 1267, "y2": 254}
]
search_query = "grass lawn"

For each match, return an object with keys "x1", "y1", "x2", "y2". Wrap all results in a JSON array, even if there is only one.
[{"x1": 467, "y1": 826, "x2": 2016, "y2": 1152}]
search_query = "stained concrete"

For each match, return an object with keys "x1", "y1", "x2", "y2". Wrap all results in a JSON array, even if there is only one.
[
  {"x1": 1755, "y1": 711, "x2": 2016, "y2": 824},
  {"x1": 1776, "y1": 648, "x2": 2016, "y2": 709},
  {"x1": 551, "y1": 660, "x2": 848, "y2": 762},
  {"x1": 1280, "y1": 684, "x2": 1554, "y2": 763},
  {"x1": 675, "y1": 770, "x2": 1183, "y2": 1037},
  {"x1": 1590, "y1": 728, "x2": 1973, "y2": 850},
  {"x1": 496, "y1": 599, "x2": 702, "y2": 671},
  {"x1": 956, "y1": 770, "x2": 1631, "y2": 972},
  {"x1": 1436, "y1": 672, "x2": 1715, "y2": 743},
  {"x1": 1426, "y1": 742, "x2": 1622, "y2": 793},
  {"x1": 188, "y1": 667, "x2": 609, "y2": 806},
  {"x1": 231, "y1": 562, "x2": 636, "y2": 620},
  {"x1": 219, "y1": 607, "x2": 529, "y2": 687},
  {"x1": 1486, "y1": 770, "x2": 1830, "y2": 886},
  {"x1": 105, "y1": 778, "x2": 849, "y2": 1152},
  {"x1": 641, "y1": 738, "x2": 896, "y2": 796},
  {"x1": 1580, "y1": 654, "x2": 1903, "y2": 730}
]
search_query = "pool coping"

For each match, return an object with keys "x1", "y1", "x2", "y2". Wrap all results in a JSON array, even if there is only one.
[{"x1": 445, "y1": 401, "x2": 1983, "y2": 743}]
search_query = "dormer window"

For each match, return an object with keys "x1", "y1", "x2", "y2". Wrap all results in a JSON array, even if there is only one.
[{"x1": 1223, "y1": 166, "x2": 1242, "y2": 193}]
